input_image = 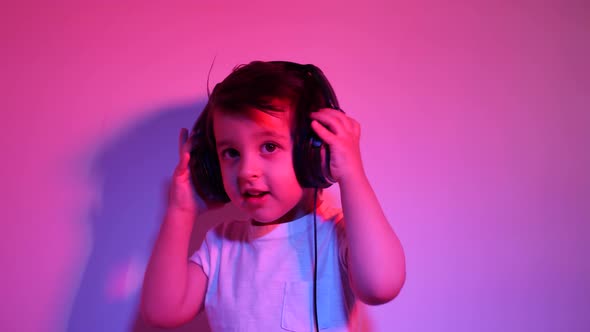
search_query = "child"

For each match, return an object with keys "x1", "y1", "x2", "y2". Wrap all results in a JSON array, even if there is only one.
[{"x1": 141, "y1": 61, "x2": 406, "y2": 331}]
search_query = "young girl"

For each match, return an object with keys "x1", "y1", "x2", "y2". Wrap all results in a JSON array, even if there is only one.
[{"x1": 141, "y1": 61, "x2": 406, "y2": 331}]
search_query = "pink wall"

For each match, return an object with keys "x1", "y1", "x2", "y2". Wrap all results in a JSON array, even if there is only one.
[{"x1": 1, "y1": 1, "x2": 588, "y2": 331}]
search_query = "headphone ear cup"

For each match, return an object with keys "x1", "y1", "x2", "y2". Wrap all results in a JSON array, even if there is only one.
[
  {"x1": 293, "y1": 64, "x2": 341, "y2": 188},
  {"x1": 293, "y1": 121, "x2": 335, "y2": 189},
  {"x1": 189, "y1": 111, "x2": 230, "y2": 203}
]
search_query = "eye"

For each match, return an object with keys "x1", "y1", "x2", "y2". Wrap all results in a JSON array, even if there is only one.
[
  {"x1": 220, "y1": 148, "x2": 239, "y2": 159},
  {"x1": 261, "y1": 142, "x2": 278, "y2": 154}
]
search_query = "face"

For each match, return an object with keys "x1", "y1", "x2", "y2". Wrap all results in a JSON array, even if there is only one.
[{"x1": 213, "y1": 106, "x2": 312, "y2": 223}]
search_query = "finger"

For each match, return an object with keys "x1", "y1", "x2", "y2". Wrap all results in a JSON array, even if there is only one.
[
  {"x1": 351, "y1": 118, "x2": 361, "y2": 136},
  {"x1": 179, "y1": 151, "x2": 190, "y2": 170},
  {"x1": 310, "y1": 111, "x2": 344, "y2": 135},
  {"x1": 311, "y1": 120, "x2": 337, "y2": 145},
  {"x1": 178, "y1": 128, "x2": 189, "y2": 160},
  {"x1": 341, "y1": 116, "x2": 360, "y2": 136},
  {"x1": 320, "y1": 107, "x2": 344, "y2": 114},
  {"x1": 319, "y1": 108, "x2": 359, "y2": 132},
  {"x1": 318, "y1": 108, "x2": 348, "y2": 128}
]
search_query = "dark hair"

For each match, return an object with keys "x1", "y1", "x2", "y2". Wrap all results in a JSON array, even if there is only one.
[
  {"x1": 189, "y1": 60, "x2": 340, "y2": 203},
  {"x1": 210, "y1": 61, "x2": 306, "y2": 114},
  {"x1": 199, "y1": 61, "x2": 326, "y2": 141}
]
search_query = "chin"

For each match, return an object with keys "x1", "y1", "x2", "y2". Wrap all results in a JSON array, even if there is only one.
[
  {"x1": 248, "y1": 211, "x2": 283, "y2": 223},
  {"x1": 250, "y1": 205, "x2": 302, "y2": 224}
]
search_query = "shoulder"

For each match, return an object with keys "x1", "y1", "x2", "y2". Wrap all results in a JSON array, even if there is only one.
[
  {"x1": 193, "y1": 218, "x2": 250, "y2": 267},
  {"x1": 316, "y1": 203, "x2": 346, "y2": 237},
  {"x1": 197, "y1": 204, "x2": 252, "y2": 244},
  {"x1": 316, "y1": 202, "x2": 351, "y2": 270},
  {"x1": 206, "y1": 218, "x2": 251, "y2": 243},
  {"x1": 317, "y1": 202, "x2": 343, "y2": 224}
]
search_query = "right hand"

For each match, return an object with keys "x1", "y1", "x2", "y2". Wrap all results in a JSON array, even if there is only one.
[{"x1": 166, "y1": 128, "x2": 212, "y2": 215}]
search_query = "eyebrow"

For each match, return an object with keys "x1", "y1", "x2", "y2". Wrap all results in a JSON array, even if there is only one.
[{"x1": 216, "y1": 130, "x2": 290, "y2": 148}]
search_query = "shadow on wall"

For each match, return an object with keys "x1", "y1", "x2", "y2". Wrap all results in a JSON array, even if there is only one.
[{"x1": 66, "y1": 100, "x2": 217, "y2": 332}]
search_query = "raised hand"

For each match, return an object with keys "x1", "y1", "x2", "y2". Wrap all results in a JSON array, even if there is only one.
[
  {"x1": 167, "y1": 128, "x2": 205, "y2": 215},
  {"x1": 168, "y1": 128, "x2": 202, "y2": 215},
  {"x1": 310, "y1": 108, "x2": 365, "y2": 183}
]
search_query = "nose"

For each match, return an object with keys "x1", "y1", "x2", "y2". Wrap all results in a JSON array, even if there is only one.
[{"x1": 237, "y1": 152, "x2": 262, "y2": 180}]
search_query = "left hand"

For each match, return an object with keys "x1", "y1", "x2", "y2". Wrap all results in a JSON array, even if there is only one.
[{"x1": 310, "y1": 108, "x2": 365, "y2": 183}]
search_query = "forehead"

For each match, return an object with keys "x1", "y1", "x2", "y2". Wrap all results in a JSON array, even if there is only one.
[{"x1": 212, "y1": 106, "x2": 293, "y2": 143}]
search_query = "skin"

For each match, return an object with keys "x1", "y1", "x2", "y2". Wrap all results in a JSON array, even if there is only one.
[
  {"x1": 140, "y1": 105, "x2": 406, "y2": 327},
  {"x1": 213, "y1": 107, "x2": 316, "y2": 225}
]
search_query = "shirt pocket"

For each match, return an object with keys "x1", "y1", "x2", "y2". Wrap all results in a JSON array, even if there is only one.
[{"x1": 281, "y1": 279, "x2": 348, "y2": 331}]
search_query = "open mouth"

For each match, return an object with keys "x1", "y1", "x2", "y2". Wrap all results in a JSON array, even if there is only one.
[
  {"x1": 244, "y1": 191, "x2": 269, "y2": 198},
  {"x1": 242, "y1": 190, "x2": 270, "y2": 204}
]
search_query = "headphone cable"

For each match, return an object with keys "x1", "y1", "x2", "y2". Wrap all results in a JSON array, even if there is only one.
[{"x1": 313, "y1": 187, "x2": 319, "y2": 332}]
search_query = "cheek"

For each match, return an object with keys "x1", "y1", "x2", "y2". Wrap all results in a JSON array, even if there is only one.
[
  {"x1": 281, "y1": 184, "x2": 304, "y2": 197},
  {"x1": 219, "y1": 165, "x2": 237, "y2": 192},
  {"x1": 272, "y1": 160, "x2": 303, "y2": 191}
]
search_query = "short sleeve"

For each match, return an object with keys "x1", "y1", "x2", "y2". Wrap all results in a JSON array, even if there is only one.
[
  {"x1": 189, "y1": 230, "x2": 214, "y2": 278},
  {"x1": 333, "y1": 212, "x2": 350, "y2": 273}
]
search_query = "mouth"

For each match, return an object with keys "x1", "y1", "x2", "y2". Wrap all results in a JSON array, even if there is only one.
[
  {"x1": 243, "y1": 190, "x2": 269, "y2": 198},
  {"x1": 242, "y1": 190, "x2": 270, "y2": 204}
]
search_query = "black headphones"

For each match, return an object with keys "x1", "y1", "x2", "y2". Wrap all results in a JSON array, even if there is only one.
[{"x1": 188, "y1": 61, "x2": 342, "y2": 203}]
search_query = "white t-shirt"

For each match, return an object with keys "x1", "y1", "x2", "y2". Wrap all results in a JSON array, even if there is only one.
[{"x1": 190, "y1": 204, "x2": 367, "y2": 331}]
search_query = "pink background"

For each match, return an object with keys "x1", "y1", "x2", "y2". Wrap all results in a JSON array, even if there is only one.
[{"x1": 1, "y1": 1, "x2": 588, "y2": 331}]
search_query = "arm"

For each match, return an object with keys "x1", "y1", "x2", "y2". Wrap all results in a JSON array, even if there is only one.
[
  {"x1": 311, "y1": 109, "x2": 406, "y2": 305},
  {"x1": 140, "y1": 128, "x2": 213, "y2": 326},
  {"x1": 140, "y1": 210, "x2": 207, "y2": 327},
  {"x1": 339, "y1": 172, "x2": 406, "y2": 305}
]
